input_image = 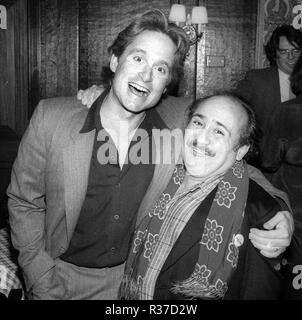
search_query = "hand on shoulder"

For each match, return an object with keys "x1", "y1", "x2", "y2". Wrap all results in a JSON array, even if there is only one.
[{"x1": 77, "y1": 85, "x2": 105, "y2": 108}]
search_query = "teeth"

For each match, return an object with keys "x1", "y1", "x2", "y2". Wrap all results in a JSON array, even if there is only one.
[
  {"x1": 129, "y1": 82, "x2": 150, "y2": 95},
  {"x1": 192, "y1": 147, "x2": 206, "y2": 157},
  {"x1": 192, "y1": 146, "x2": 213, "y2": 157}
]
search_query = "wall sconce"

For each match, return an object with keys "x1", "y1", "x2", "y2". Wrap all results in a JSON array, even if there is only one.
[
  {"x1": 169, "y1": 4, "x2": 208, "y2": 45},
  {"x1": 0, "y1": 5, "x2": 7, "y2": 30}
]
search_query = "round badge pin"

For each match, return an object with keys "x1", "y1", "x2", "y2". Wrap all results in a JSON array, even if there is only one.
[{"x1": 234, "y1": 234, "x2": 244, "y2": 247}]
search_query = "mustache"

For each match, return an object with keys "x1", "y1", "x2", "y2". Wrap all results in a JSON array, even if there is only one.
[{"x1": 186, "y1": 140, "x2": 216, "y2": 157}]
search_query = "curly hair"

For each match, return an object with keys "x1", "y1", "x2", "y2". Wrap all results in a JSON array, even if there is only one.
[
  {"x1": 101, "y1": 9, "x2": 189, "y2": 92},
  {"x1": 264, "y1": 25, "x2": 302, "y2": 66}
]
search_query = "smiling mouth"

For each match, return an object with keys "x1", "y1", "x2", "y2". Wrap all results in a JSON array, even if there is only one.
[
  {"x1": 129, "y1": 82, "x2": 150, "y2": 97},
  {"x1": 191, "y1": 146, "x2": 215, "y2": 157}
]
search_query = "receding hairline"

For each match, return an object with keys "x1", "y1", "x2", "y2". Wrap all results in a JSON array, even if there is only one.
[
  {"x1": 193, "y1": 95, "x2": 250, "y2": 148},
  {"x1": 196, "y1": 95, "x2": 249, "y2": 126}
]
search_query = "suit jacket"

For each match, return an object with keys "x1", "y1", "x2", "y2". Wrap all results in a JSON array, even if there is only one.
[
  {"x1": 261, "y1": 96, "x2": 302, "y2": 267},
  {"x1": 261, "y1": 96, "x2": 302, "y2": 219},
  {"x1": 153, "y1": 180, "x2": 283, "y2": 300},
  {"x1": 6, "y1": 94, "x2": 191, "y2": 290},
  {"x1": 7, "y1": 93, "x2": 290, "y2": 292},
  {"x1": 236, "y1": 66, "x2": 281, "y2": 137},
  {"x1": 134, "y1": 125, "x2": 291, "y2": 300}
]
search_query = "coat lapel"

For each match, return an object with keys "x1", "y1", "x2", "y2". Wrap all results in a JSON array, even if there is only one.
[
  {"x1": 63, "y1": 129, "x2": 95, "y2": 242},
  {"x1": 159, "y1": 189, "x2": 216, "y2": 273},
  {"x1": 272, "y1": 67, "x2": 281, "y2": 104},
  {"x1": 136, "y1": 128, "x2": 183, "y2": 227},
  {"x1": 136, "y1": 163, "x2": 175, "y2": 227}
]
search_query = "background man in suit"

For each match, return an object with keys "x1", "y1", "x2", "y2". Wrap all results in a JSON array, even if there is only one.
[
  {"x1": 7, "y1": 10, "x2": 293, "y2": 300},
  {"x1": 236, "y1": 25, "x2": 302, "y2": 166},
  {"x1": 261, "y1": 53, "x2": 302, "y2": 299}
]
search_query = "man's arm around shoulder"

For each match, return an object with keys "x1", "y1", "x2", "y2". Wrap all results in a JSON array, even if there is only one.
[{"x1": 247, "y1": 164, "x2": 294, "y2": 258}]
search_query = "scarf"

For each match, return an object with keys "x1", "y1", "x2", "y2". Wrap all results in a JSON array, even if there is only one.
[{"x1": 119, "y1": 160, "x2": 248, "y2": 300}]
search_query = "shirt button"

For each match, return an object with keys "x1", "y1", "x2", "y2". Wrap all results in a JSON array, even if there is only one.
[
  {"x1": 110, "y1": 247, "x2": 116, "y2": 253},
  {"x1": 274, "y1": 262, "x2": 281, "y2": 271},
  {"x1": 281, "y1": 258, "x2": 288, "y2": 266},
  {"x1": 114, "y1": 214, "x2": 120, "y2": 220},
  {"x1": 115, "y1": 182, "x2": 121, "y2": 188}
]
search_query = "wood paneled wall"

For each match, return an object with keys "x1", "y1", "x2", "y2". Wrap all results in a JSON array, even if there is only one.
[
  {"x1": 28, "y1": 0, "x2": 172, "y2": 114},
  {"x1": 0, "y1": 0, "x2": 259, "y2": 136},
  {"x1": 30, "y1": 0, "x2": 79, "y2": 99},
  {"x1": 0, "y1": 0, "x2": 28, "y2": 136},
  {"x1": 78, "y1": 0, "x2": 172, "y2": 89},
  {"x1": 197, "y1": 0, "x2": 258, "y2": 97},
  {"x1": 33, "y1": 0, "x2": 257, "y2": 101}
]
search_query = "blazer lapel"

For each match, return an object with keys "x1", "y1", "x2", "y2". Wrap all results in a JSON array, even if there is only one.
[
  {"x1": 135, "y1": 102, "x2": 188, "y2": 225},
  {"x1": 160, "y1": 189, "x2": 216, "y2": 273},
  {"x1": 136, "y1": 163, "x2": 175, "y2": 227},
  {"x1": 63, "y1": 129, "x2": 95, "y2": 242},
  {"x1": 136, "y1": 128, "x2": 183, "y2": 227},
  {"x1": 272, "y1": 67, "x2": 281, "y2": 104}
]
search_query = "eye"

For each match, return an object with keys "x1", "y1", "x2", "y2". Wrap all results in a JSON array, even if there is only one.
[
  {"x1": 192, "y1": 118, "x2": 202, "y2": 127},
  {"x1": 153, "y1": 65, "x2": 169, "y2": 77},
  {"x1": 133, "y1": 55, "x2": 143, "y2": 63},
  {"x1": 157, "y1": 66, "x2": 166, "y2": 74},
  {"x1": 214, "y1": 129, "x2": 225, "y2": 136}
]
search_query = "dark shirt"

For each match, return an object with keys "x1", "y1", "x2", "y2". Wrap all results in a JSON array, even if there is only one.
[{"x1": 61, "y1": 91, "x2": 167, "y2": 267}]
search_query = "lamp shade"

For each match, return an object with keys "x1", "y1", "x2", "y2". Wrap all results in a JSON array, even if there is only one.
[
  {"x1": 169, "y1": 4, "x2": 186, "y2": 23},
  {"x1": 191, "y1": 6, "x2": 208, "y2": 24}
]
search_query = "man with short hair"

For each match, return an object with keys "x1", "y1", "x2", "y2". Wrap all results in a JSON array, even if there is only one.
[
  {"x1": 8, "y1": 10, "x2": 293, "y2": 300},
  {"x1": 236, "y1": 25, "x2": 302, "y2": 163},
  {"x1": 7, "y1": 9, "x2": 189, "y2": 300},
  {"x1": 120, "y1": 94, "x2": 285, "y2": 300}
]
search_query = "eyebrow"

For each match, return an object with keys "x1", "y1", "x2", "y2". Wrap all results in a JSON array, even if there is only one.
[
  {"x1": 192, "y1": 113, "x2": 231, "y2": 135},
  {"x1": 128, "y1": 48, "x2": 171, "y2": 68}
]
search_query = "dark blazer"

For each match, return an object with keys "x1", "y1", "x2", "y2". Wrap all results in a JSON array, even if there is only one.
[
  {"x1": 261, "y1": 96, "x2": 302, "y2": 276},
  {"x1": 261, "y1": 96, "x2": 302, "y2": 223},
  {"x1": 236, "y1": 66, "x2": 281, "y2": 137},
  {"x1": 153, "y1": 180, "x2": 283, "y2": 300}
]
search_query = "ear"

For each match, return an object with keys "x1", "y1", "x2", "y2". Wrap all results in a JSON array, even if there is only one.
[
  {"x1": 110, "y1": 54, "x2": 118, "y2": 73},
  {"x1": 235, "y1": 144, "x2": 250, "y2": 161}
]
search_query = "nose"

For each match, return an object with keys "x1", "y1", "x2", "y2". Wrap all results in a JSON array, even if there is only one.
[
  {"x1": 287, "y1": 51, "x2": 294, "y2": 60},
  {"x1": 139, "y1": 65, "x2": 152, "y2": 82},
  {"x1": 194, "y1": 128, "x2": 210, "y2": 146}
]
